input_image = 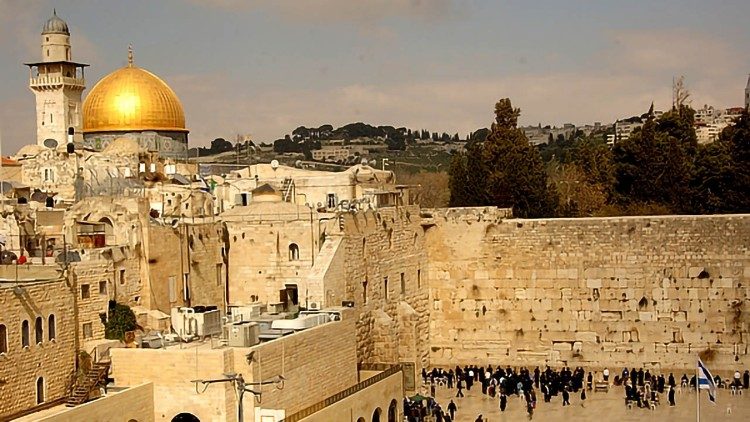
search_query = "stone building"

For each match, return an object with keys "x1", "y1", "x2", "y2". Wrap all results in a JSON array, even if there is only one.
[{"x1": 0, "y1": 269, "x2": 75, "y2": 419}]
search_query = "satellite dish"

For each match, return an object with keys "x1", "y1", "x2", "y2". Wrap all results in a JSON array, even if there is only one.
[
  {"x1": 0, "y1": 181, "x2": 13, "y2": 193},
  {"x1": 295, "y1": 160, "x2": 302, "y2": 168},
  {"x1": 270, "y1": 159, "x2": 279, "y2": 169},
  {"x1": 361, "y1": 158, "x2": 368, "y2": 165},
  {"x1": 43, "y1": 138, "x2": 58, "y2": 149}
]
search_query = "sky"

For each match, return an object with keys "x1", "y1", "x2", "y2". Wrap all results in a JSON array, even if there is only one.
[{"x1": 1, "y1": 0, "x2": 749, "y2": 153}]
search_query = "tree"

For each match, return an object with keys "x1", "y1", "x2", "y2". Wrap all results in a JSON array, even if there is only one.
[
  {"x1": 210, "y1": 138, "x2": 233, "y2": 153},
  {"x1": 449, "y1": 98, "x2": 557, "y2": 217},
  {"x1": 104, "y1": 301, "x2": 138, "y2": 341},
  {"x1": 398, "y1": 171, "x2": 450, "y2": 208}
]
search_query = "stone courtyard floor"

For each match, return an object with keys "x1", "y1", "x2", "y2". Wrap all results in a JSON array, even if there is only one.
[{"x1": 431, "y1": 384, "x2": 750, "y2": 421}]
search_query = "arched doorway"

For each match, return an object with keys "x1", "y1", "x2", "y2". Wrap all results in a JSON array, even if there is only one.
[
  {"x1": 357, "y1": 418, "x2": 366, "y2": 422},
  {"x1": 388, "y1": 399, "x2": 398, "y2": 422},
  {"x1": 172, "y1": 413, "x2": 200, "y2": 422},
  {"x1": 372, "y1": 407, "x2": 382, "y2": 422}
]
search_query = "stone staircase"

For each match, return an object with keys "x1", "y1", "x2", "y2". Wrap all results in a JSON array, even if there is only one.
[{"x1": 65, "y1": 361, "x2": 110, "y2": 407}]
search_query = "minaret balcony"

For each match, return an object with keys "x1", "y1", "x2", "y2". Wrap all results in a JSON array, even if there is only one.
[{"x1": 30, "y1": 75, "x2": 85, "y2": 89}]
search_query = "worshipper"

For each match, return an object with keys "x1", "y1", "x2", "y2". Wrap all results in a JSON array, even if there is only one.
[
  {"x1": 743, "y1": 370, "x2": 749, "y2": 389},
  {"x1": 499, "y1": 392, "x2": 507, "y2": 412},
  {"x1": 456, "y1": 378, "x2": 465, "y2": 398},
  {"x1": 562, "y1": 387, "x2": 570, "y2": 406},
  {"x1": 668, "y1": 385, "x2": 676, "y2": 406},
  {"x1": 603, "y1": 367, "x2": 610, "y2": 382},
  {"x1": 668, "y1": 373, "x2": 675, "y2": 388},
  {"x1": 447, "y1": 399, "x2": 457, "y2": 420},
  {"x1": 587, "y1": 372, "x2": 593, "y2": 390},
  {"x1": 580, "y1": 387, "x2": 586, "y2": 407},
  {"x1": 474, "y1": 415, "x2": 484, "y2": 422}
]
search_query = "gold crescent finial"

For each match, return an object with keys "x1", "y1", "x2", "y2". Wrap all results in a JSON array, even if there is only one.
[{"x1": 128, "y1": 44, "x2": 133, "y2": 67}]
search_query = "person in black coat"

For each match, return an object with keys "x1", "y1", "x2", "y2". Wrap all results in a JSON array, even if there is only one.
[
  {"x1": 668, "y1": 386, "x2": 676, "y2": 406},
  {"x1": 562, "y1": 388, "x2": 570, "y2": 406}
]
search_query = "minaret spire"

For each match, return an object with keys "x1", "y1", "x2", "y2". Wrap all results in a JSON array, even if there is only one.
[{"x1": 128, "y1": 44, "x2": 133, "y2": 67}]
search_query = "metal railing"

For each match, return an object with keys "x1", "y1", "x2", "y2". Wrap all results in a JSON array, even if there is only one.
[
  {"x1": 282, "y1": 364, "x2": 402, "y2": 422},
  {"x1": 29, "y1": 76, "x2": 85, "y2": 87}
]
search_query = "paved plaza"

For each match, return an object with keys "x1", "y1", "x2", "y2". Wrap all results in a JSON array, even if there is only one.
[{"x1": 431, "y1": 384, "x2": 750, "y2": 421}]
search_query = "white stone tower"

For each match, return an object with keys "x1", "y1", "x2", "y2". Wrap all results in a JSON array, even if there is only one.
[{"x1": 25, "y1": 10, "x2": 87, "y2": 147}]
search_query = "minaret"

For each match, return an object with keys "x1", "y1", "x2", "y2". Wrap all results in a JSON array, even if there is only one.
[
  {"x1": 25, "y1": 10, "x2": 88, "y2": 147},
  {"x1": 745, "y1": 74, "x2": 750, "y2": 110}
]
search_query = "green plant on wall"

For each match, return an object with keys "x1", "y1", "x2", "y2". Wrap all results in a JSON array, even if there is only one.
[{"x1": 104, "y1": 301, "x2": 138, "y2": 341}]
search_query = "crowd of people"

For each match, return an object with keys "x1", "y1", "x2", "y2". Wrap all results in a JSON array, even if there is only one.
[{"x1": 401, "y1": 365, "x2": 750, "y2": 421}]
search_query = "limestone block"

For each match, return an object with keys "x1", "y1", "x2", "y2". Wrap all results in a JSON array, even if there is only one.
[
  {"x1": 583, "y1": 268, "x2": 601, "y2": 278},
  {"x1": 586, "y1": 279, "x2": 602, "y2": 289},
  {"x1": 662, "y1": 277, "x2": 671, "y2": 288},
  {"x1": 514, "y1": 288, "x2": 526, "y2": 300},
  {"x1": 553, "y1": 342, "x2": 573, "y2": 351},
  {"x1": 638, "y1": 312, "x2": 655, "y2": 322},
  {"x1": 575, "y1": 332, "x2": 598, "y2": 343}
]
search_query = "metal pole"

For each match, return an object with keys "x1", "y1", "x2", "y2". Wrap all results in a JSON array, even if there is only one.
[{"x1": 696, "y1": 363, "x2": 700, "y2": 422}]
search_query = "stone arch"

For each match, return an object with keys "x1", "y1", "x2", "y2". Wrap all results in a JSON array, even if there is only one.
[
  {"x1": 171, "y1": 414, "x2": 200, "y2": 422},
  {"x1": 388, "y1": 399, "x2": 398, "y2": 422},
  {"x1": 372, "y1": 407, "x2": 382, "y2": 422},
  {"x1": 357, "y1": 418, "x2": 366, "y2": 422}
]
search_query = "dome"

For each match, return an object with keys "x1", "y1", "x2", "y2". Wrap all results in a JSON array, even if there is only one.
[
  {"x1": 42, "y1": 10, "x2": 69, "y2": 35},
  {"x1": 83, "y1": 64, "x2": 187, "y2": 134}
]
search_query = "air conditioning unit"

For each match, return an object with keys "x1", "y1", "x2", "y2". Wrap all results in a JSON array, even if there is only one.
[
  {"x1": 226, "y1": 321, "x2": 260, "y2": 347},
  {"x1": 171, "y1": 306, "x2": 221, "y2": 340},
  {"x1": 308, "y1": 302, "x2": 320, "y2": 310}
]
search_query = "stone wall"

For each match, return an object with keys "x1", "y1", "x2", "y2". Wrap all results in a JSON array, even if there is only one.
[
  {"x1": 71, "y1": 261, "x2": 113, "y2": 345},
  {"x1": 425, "y1": 208, "x2": 750, "y2": 371},
  {"x1": 0, "y1": 279, "x2": 75, "y2": 419},
  {"x1": 330, "y1": 206, "x2": 430, "y2": 380},
  {"x1": 110, "y1": 318, "x2": 358, "y2": 422},
  {"x1": 145, "y1": 222, "x2": 225, "y2": 314},
  {"x1": 32, "y1": 383, "x2": 155, "y2": 422}
]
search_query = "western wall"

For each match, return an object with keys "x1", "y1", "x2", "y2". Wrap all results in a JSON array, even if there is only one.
[{"x1": 422, "y1": 207, "x2": 750, "y2": 372}]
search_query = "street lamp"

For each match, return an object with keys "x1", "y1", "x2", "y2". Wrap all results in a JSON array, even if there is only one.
[{"x1": 191, "y1": 373, "x2": 285, "y2": 422}]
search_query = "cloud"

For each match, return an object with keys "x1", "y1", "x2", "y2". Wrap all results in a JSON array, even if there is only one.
[
  {"x1": 173, "y1": 27, "x2": 746, "y2": 147},
  {"x1": 185, "y1": 0, "x2": 459, "y2": 31}
]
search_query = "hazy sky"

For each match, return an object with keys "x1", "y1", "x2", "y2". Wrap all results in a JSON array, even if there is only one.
[{"x1": 1, "y1": 0, "x2": 749, "y2": 153}]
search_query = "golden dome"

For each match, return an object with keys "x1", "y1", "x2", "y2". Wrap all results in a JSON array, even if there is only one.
[{"x1": 83, "y1": 62, "x2": 187, "y2": 134}]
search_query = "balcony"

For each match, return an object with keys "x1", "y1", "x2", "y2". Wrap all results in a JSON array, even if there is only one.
[{"x1": 30, "y1": 76, "x2": 85, "y2": 89}]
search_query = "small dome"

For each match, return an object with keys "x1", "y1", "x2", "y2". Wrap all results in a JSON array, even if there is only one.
[{"x1": 42, "y1": 10, "x2": 69, "y2": 35}]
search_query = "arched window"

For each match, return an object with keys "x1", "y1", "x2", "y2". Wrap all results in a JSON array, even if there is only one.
[
  {"x1": 172, "y1": 413, "x2": 200, "y2": 422},
  {"x1": 48, "y1": 315, "x2": 56, "y2": 341},
  {"x1": 372, "y1": 408, "x2": 382, "y2": 422},
  {"x1": 0, "y1": 324, "x2": 7, "y2": 353},
  {"x1": 388, "y1": 399, "x2": 398, "y2": 422},
  {"x1": 36, "y1": 377, "x2": 45, "y2": 404},
  {"x1": 35, "y1": 317, "x2": 43, "y2": 344},
  {"x1": 289, "y1": 243, "x2": 300, "y2": 261},
  {"x1": 21, "y1": 320, "x2": 30, "y2": 348}
]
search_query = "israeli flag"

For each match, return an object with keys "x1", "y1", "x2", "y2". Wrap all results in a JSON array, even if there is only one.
[{"x1": 697, "y1": 359, "x2": 717, "y2": 403}]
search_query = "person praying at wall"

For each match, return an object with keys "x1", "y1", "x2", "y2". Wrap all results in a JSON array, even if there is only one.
[
  {"x1": 499, "y1": 392, "x2": 507, "y2": 412},
  {"x1": 744, "y1": 370, "x2": 749, "y2": 389},
  {"x1": 587, "y1": 372, "x2": 593, "y2": 390},
  {"x1": 603, "y1": 367, "x2": 610, "y2": 382}
]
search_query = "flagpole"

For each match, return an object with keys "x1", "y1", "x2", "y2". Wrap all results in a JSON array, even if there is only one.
[{"x1": 696, "y1": 363, "x2": 700, "y2": 422}]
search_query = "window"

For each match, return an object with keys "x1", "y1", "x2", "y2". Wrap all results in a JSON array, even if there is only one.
[
  {"x1": 383, "y1": 277, "x2": 388, "y2": 301},
  {"x1": 48, "y1": 315, "x2": 56, "y2": 341},
  {"x1": 216, "y1": 264, "x2": 222, "y2": 286},
  {"x1": 82, "y1": 323, "x2": 93, "y2": 339},
  {"x1": 35, "y1": 317, "x2": 43, "y2": 344},
  {"x1": 289, "y1": 243, "x2": 300, "y2": 261},
  {"x1": 0, "y1": 324, "x2": 7, "y2": 353},
  {"x1": 43, "y1": 168, "x2": 55, "y2": 182},
  {"x1": 363, "y1": 280, "x2": 368, "y2": 304},
  {"x1": 119, "y1": 269, "x2": 126, "y2": 285},
  {"x1": 417, "y1": 269, "x2": 421, "y2": 289},
  {"x1": 183, "y1": 274, "x2": 191, "y2": 301},
  {"x1": 326, "y1": 193, "x2": 336, "y2": 209},
  {"x1": 21, "y1": 320, "x2": 30, "y2": 348},
  {"x1": 99, "y1": 280, "x2": 107, "y2": 295},
  {"x1": 168, "y1": 276, "x2": 177, "y2": 302},
  {"x1": 81, "y1": 284, "x2": 90, "y2": 299},
  {"x1": 400, "y1": 272, "x2": 405, "y2": 295},
  {"x1": 36, "y1": 377, "x2": 45, "y2": 404}
]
